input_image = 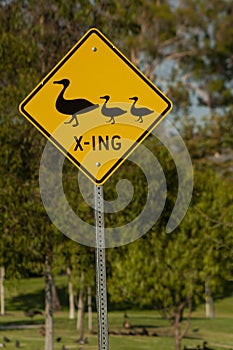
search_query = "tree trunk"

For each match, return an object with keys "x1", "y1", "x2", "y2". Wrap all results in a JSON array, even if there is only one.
[
  {"x1": 174, "y1": 311, "x2": 182, "y2": 350},
  {"x1": 51, "y1": 275, "x2": 61, "y2": 311},
  {"x1": 87, "y1": 286, "x2": 92, "y2": 332},
  {"x1": 45, "y1": 254, "x2": 53, "y2": 350},
  {"x1": 205, "y1": 280, "x2": 215, "y2": 319},
  {"x1": 0, "y1": 266, "x2": 5, "y2": 316},
  {"x1": 173, "y1": 298, "x2": 192, "y2": 350},
  {"x1": 67, "y1": 266, "x2": 75, "y2": 320},
  {"x1": 77, "y1": 288, "x2": 85, "y2": 341}
]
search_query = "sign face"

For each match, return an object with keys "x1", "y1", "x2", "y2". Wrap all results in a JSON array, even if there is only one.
[{"x1": 19, "y1": 28, "x2": 172, "y2": 185}]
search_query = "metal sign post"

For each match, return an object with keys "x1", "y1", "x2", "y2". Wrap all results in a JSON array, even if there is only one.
[{"x1": 94, "y1": 185, "x2": 109, "y2": 350}]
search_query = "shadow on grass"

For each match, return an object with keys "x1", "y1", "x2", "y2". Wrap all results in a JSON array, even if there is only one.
[
  {"x1": 6, "y1": 285, "x2": 69, "y2": 312},
  {"x1": 6, "y1": 290, "x2": 45, "y2": 311},
  {"x1": 0, "y1": 318, "x2": 44, "y2": 328},
  {"x1": 131, "y1": 325, "x2": 165, "y2": 329},
  {"x1": 56, "y1": 285, "x2": 69, "y2": 309}
]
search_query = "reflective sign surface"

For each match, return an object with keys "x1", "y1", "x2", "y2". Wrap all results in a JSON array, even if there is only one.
[{"x1": 19, "y1": 28, "x2": 172, "y2": 184}]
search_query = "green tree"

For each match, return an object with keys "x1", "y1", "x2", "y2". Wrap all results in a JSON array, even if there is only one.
[
  {"x1": 108, "y1": 144, "x2": 232, "y2": 350},
  {"x1": 176, "y1": 0, "x2": 233, "y2": 112}
]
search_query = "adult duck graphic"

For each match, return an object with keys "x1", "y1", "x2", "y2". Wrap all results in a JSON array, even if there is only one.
[
  {"x1": 100, "y1": 95, "x2": 127, "y2": 124},
  {"x1": 53, "y1": 79, "x2": 99, "y2": 127},
  {"x1": 129, "y1": 96, "x2": 154, "y2": 123}
]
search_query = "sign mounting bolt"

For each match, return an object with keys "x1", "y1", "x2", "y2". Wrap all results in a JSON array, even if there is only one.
[
  {"x1": 96, "y1": 162, "x2": 101, "y2": 167},
  {"x1": 92, "y1": 47, "x2": 97, "y2": 52}
]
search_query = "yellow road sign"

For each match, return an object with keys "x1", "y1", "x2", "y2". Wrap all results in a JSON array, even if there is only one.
[{"x1": 19, "y1": 28, "x2": 172, "y2": 185}]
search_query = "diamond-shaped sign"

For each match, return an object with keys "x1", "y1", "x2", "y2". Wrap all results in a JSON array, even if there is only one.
[{"x1": 19, "y1": 28, "x2": 172, "y2": 185}]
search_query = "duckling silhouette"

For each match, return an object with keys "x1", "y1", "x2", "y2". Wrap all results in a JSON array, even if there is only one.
[
  {"x1": 53, "y1": 79, "x2": 99, "y2": 127},
  {"x1": 129, "y1": 96, "x2": 153, "y2": 123},
  {"x1": 100, "y1": 95, "x2": 127, "y2": 124}
]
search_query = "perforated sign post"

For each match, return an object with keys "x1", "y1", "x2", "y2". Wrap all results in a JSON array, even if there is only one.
[{"x1": 19, "y1": 28, "x2": 172, "y2": 350}]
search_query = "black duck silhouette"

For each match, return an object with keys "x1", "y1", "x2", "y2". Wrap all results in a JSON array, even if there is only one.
[
  {"x1": 129, "y1": 96, "x2": 154, "y2": 123},
  {"x1": 3, "y1": 337, "x2": 10, "y2": 343},
  {"x1": 53, "y1": 79, "x2": 99, "y2": 127},
  {"x1": 100, "y1": 95, "x2": 127, "y2": 124}
]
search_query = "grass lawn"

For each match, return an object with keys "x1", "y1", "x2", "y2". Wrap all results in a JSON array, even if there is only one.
[{"x1": 0, "y1": 277, "x2": 233, "y2": 349}]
